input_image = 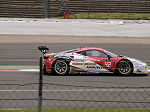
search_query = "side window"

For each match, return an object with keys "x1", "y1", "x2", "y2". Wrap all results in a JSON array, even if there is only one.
[
  {"x1": 77, "y1": 51, "x2": 83, "y2": 55},
  {"x1": 99, "y1": 51, "x2": 108, "y2": 58},
  {"x1": 85, "y1": 50, "x2": 107, "y2": 58},
  {"x1": 77, "y1": 51, "x2": 86, "y2": 55},
  {"x1": 85, "y1": 50, "x2": 100, "y2": 57}
]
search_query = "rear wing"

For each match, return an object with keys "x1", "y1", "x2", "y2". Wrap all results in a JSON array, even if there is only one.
[{"x1": 38, "y1": 46, "x2": 49, "y2": 54}]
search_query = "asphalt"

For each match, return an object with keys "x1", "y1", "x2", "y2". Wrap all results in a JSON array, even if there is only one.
[
  {"x1": 0, "y1": 71, "x2": 150, "y2": 109},
  {"x1": 0, "y1": 43, "x2": 150, "y2": 109},
  {"x1": 0, "y1": 43, "x2": 150, "y2": 65},
  {"x1": 0, "y1": 43, "x2": 150, "y2": 85}
]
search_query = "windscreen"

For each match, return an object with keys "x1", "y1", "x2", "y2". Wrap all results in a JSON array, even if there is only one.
[{"x1": 104, "y1": 49, "x2": 118, "y2": 58}]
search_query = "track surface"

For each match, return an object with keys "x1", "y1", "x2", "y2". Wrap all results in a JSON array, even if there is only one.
[
  {"x1": 0, "y1": 71, "x2": 150, "y2": 87},
  {"x1": 0, "y1": 71, "x2": 150, "y2": 109},
  {"x1": 0, "y1": 43, "x2": 150, "y2": 109},
  {"x1": 0, "y1": 43, "x2": 150, "y2": 86},
  {"x1": 0, "y1": 43, "x2": 150, "y2": 65}
]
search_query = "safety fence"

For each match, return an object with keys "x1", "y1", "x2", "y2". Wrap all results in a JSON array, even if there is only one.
[
  {"x1": 0, "y1": 82, "x2": 150, "y2": 112},
  {"x1": 0, "y1": 0, "x2": 150, "y2": 19}
]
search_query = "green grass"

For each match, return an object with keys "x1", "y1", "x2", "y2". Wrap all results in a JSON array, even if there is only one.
[
  {"x1": 0, "y1": 66, "x2": 39, "y2": 69},
  {"x1": 50, "y1": 13, "x2": 150, "y2": 20},
  {"x1": 0, "y1": 65, "x2": 149, "y2": 71},
  {"x1": 147, "y1": 66, "x2": 150, "y2": 71},
  {"x1": 1, "y1": 108, "x2": 150, "y2": 112}
]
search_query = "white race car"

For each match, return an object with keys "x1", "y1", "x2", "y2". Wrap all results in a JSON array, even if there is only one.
[{"x1": 38, "y1": 46, "x2": 148, "y2": 75}]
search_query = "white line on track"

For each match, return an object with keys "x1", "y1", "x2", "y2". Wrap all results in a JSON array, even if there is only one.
[
  {"x1": 18, "y1": 69, "x2": 150, "y2": 73},
  {"x1": 0, "y1": 69, "x2": 149, "y2": 72},
  {"x1": 1, "y1": 89, "x2": 150, "y2": 92},
  {"x1": 0, "y1": 69, "x2": 39, "y2": 72},
  {"x1": 19, "y1": 69, "x2": 150, "y2": 72},
  {"x1": 19, "y1": 69, "x2": 39, "y2": 72}
]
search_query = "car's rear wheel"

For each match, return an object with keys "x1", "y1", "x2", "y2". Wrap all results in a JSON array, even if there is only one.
[
  {"x1": 53, "y1": 60, "x2": 69, "y2": 75},
  {"x1": 116, "y1": 60, "x2": 133, "y2": 75}
]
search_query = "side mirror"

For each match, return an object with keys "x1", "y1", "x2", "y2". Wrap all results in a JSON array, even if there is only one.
[{"x1": 107, "y1": 55, "x2": 111, "y2": 60}]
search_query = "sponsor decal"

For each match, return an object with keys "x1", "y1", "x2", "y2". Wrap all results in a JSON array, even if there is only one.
[
  {"x1": 86, "y1": 66, "x2": 103, "y2": 69},
  {"x1": 72, "y1": 63, "x2": 96, "y2": 65},
  {"x1": 72, "y1": 63, "x2": 83, "y2": 65},
  {"x1": 139, "y1": 66, "x2": 146, "y2": 71},
  {"x1": 48, "y1": 56, "x2": 55, "y2": 61},
  {"x1": 74, "y1": 59, "x2": 85, "y2": 62},
  {"x1": 124, "y1": 57, "x2": 127, "y2": 59},
  {"x1": 105, "y1": 62, "x2": 112, "y2": 67},
  {"x1": 84, "y1": 57, "x2": 100, "y2": 62},
  {"x1": 49, "y1": 56, "x2": 55, "y2": 59},
  {"x1": 84, "y1": 63, "x2": 96, "y2": 65},
  {"x1": 103, "y1": 59, "x2": 113, "y2": 62}
]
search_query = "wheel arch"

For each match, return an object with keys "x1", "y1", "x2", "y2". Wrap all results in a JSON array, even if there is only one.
[
  {"x1": 116, "y1": 59, "x2": 134, "y2": 72},
  {"x1": 51, "y1": 58, "x2": 71, "y2": 75},
  {"x1": 52, "y1": 58, "x2": 71, "y2": 66}
]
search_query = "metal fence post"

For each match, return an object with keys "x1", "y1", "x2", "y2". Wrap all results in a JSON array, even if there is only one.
[
  {"x1": 87, "y1": 0, "x2": 90, "y2": 18},
  {"x1": 38, "y1": 57, "x2": 43, "y2": 112},
  {"x1": 128, "y1": 0, "x2": 130, "y2": 19},
  {"x1": 44, "y1": 0, "x2": 49, "y2": 18}
]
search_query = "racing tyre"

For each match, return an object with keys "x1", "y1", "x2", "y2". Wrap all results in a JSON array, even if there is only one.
[
  {"x1": 116, "y1": 60, "x2": 133, "y2": 75},
  {"x1": 53, "y1": 60, "x2": 69, "y2": 75}
]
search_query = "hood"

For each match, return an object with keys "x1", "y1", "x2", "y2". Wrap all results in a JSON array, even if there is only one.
[{"x1": 127, "y1": 57, "x2": 147, "y2": 66}]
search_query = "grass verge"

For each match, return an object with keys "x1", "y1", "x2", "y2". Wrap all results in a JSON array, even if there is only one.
[
  {"x1": 0, "y1": 65, "x2": 149, "y2": 71},
  {"x1": 50, "y1": 13, "x2": 150, "y2": 20},
  {"x1": 0, "y1": 66, "x2": 39, "y2": 69},
  {"x1": 1, "y1": 108, "x2": 150, "y2": 112},
  {"x1": 147, "y1": 66, "x2": 150, "y2": 70}
]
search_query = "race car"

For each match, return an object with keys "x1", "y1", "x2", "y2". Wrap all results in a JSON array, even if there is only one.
[{"x1": 38, "y1": 46, "x2": 148, "y2": 75}]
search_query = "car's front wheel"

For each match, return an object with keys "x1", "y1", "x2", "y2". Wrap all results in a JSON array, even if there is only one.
[
  {"x1": 53, "y1": 60, "x2": 69, "y2": 75},
  {"x1": 116, "y1": 60, "x2": 133, "y2": 75}
]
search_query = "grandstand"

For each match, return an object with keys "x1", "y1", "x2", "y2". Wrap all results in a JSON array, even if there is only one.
[
  {"x1": 0, "y1": 0, "x2": 44, "y2": 18},
  {"x1": 0, "y1": 0, "x2": 150, "y2": 18}
]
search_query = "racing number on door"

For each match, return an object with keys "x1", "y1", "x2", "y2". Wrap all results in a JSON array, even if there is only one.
[{"x1": 105, "y1": 62, "x2": 111, "y2": 67}]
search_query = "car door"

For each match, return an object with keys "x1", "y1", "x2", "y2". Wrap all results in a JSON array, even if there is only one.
[{"x1": 84, "y1": 50, "x2": 115, "y2": 73}]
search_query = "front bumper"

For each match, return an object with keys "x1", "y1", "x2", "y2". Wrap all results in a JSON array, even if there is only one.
[{"x1": 134, "y1": 63, "x2": 148, "y2": 74}]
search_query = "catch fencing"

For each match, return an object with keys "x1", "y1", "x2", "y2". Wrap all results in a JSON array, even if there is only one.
[
  {"x1": 0, "y1": 0, "x2": 150, "y2": 18},
  {"x1": 0, "y1": 82, "x2": 150, "y2": 112},
  {"x1": 0, "y1": 58, "x2": 150, "y2": 112}
]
